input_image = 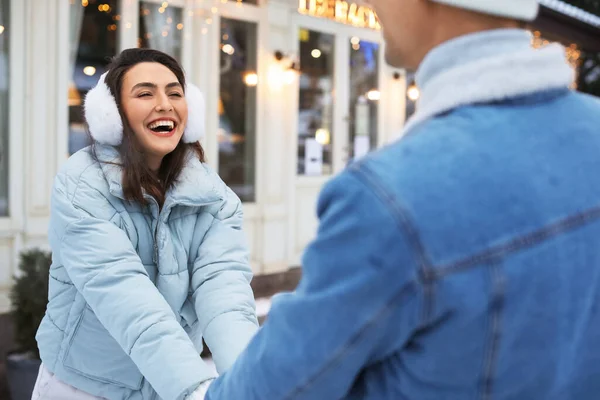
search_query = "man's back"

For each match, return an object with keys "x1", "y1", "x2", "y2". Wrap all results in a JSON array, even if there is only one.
[
  {"x1": 349, "y1": 89, "x2": 600, "y2": 399},
  {"x1": 204, "y1": 24, "x2": 600, "y2": 400}
]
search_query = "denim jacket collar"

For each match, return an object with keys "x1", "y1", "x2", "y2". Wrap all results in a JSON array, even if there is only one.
[{"x1": 402, "y1": 29, "x2": 575, "y2": 136}]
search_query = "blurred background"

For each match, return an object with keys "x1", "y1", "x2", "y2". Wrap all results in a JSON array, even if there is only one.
[{"x1": 0, "y1": 0, "x2": 599, "y2": 398}]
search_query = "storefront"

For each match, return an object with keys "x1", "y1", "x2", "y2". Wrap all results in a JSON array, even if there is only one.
[{"x1": 0, "y1": 0, "x2": 409, "y2": 312}]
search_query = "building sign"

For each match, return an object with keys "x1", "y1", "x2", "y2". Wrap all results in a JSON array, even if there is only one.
[{"x1": 298, "y1": 0, "x2": 381, "y2": 30}]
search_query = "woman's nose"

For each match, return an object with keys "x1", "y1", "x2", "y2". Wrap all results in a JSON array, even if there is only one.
[{"x1": 155, "y1": 93, "x2": 173, "y2": 112}]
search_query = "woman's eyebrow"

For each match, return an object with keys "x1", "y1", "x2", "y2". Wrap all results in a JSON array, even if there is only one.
[{"x1": 130, "y1": 82, "x2": 181, "y2": 92}]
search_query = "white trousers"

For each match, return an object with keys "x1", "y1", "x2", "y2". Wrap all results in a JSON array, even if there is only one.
[{"x1": 31, "y1": 364, "x2": 104, "y2": 400}]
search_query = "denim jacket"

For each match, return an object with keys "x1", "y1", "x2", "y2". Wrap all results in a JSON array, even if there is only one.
[{"x1": 206, "y1": 30, "x2": 600, "y2": 399}]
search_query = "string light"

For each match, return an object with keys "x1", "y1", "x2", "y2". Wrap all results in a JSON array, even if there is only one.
[{"x1": 531, "y1": 31, "x2": 581, "y2": 69}]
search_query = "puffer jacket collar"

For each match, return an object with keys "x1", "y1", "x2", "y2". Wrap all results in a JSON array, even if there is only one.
[{"x1": 93, "y1": 144, "x2": 223, "y2": 210}]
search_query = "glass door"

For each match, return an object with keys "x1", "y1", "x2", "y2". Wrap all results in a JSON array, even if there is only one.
[
  {"x1": 347, "y1": 37, "x2": 380, "y2": 163},
  {"x1": 297, "y1": 28, "x2": 335, "y2": 176},
  {"x1": 295, "y1": 17, "x2": 382, "y2": 177}
]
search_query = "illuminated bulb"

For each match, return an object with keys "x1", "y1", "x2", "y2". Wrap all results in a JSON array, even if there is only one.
[
  {"x1": 0, "y1": 26, "x2": 4, "y2": 35},
  {"x1": 407, "y1": 84, "x2": 420, "y2": 101},
  {"x1": 366, "y1": 89, "x2": 380, "y2": 101},
  {"x1": 315, "y1": 128, "x2": 330, "y2": 145},
  {"x1": 177, "y1": 23, "x2": 184, "y2": 30},
  {"x1": 222, "y1": 44, "x2": 235, "y2": 55},
  {"x1": 350, "y1": 36, "x2": 360, "y2": 45},
  {"x1": 82, "y1": 0, "x2": 88, "y2": 6},
  {"x1": 244, "y1": 72, "x2": 258, "y2": 87},
  {"x1": 83, "y1": 66, "x2": 97, "y2": 76},
  {"x1": 311, "y1": 49, "x2": 321, "y2": 58}
]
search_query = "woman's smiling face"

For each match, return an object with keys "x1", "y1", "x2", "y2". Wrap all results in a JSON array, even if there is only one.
[{"x1": 120, "y1": 61, "x2": 188, "y2": 170}]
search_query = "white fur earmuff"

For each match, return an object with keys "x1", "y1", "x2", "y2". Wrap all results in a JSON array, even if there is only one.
[{"x1": 83, "y1": 71, "x2": 206, "y2": 146}]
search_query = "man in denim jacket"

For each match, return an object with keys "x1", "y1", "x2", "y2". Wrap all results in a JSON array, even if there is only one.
[{"x1": 204, "y1": 1, "x2": 600, "y2": 399}]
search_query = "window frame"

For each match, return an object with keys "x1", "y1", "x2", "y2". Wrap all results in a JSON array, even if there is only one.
[
  {"x1": 291, "y1": 13, "x2": 384, "y2": 180},
  {"x1": 205, "y1": 0, "x2": 268, "y2": 206},
  {"x1": 0, "y1": 0, "x2": 26, "y2": 231}
]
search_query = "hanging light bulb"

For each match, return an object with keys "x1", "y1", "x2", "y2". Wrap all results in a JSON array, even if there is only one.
[{"x1": 407, "y1": 83, "x2": 420, "y2": 101}]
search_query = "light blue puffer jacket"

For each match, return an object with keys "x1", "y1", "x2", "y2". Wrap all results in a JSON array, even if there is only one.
[{"x1": 35, "y1": 144, "x2": 259, "y2": 400}]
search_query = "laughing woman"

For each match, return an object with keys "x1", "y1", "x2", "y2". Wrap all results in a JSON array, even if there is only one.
[{"x1": 33, "y1": 48, "x2": 258, "y2": 400}]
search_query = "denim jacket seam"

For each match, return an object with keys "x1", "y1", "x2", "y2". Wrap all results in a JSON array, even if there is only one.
[
  {"x1": 281, "y1": 279, "x2": 420, "y2": 400},
  {"x1": 479, "y1": 261, "x2": 505, "y2": 400},
  {"x1": 431, "y1": 204, "x2": 600, "y2": 279},
  {"x1": 349, "y1": 163, "x2": 436, "y2": 325}
]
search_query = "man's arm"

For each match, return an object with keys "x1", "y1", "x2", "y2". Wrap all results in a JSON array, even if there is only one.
[{"x1": 206, "y1": 166, "x2": 422, "y2": 399}]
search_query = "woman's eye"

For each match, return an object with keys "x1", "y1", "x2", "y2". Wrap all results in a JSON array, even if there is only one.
[
  {"x1": 138, "y1": 92, "x2": 152, "y2": 98},
  {"x1": 170, "y1": 92, "x2": 183, "y2": 97}
]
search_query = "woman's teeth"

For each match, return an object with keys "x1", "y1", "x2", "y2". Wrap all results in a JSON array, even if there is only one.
[{"x1": 148, "y1": 120, "x2": 175, "y2": 132}]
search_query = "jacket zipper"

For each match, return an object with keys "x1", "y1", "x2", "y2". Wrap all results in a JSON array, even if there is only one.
[{"x1": 147, "y1": 197, "x2": 222, "y2": 266}]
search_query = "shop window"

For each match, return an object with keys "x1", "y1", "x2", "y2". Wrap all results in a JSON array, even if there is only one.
[
  {"x1": 139, "y1": 2, "x2": 183, "y2": 61},
  {"x1": 297, "y1": 29, "x2": 334, "y2": 176},
  {"x1": 348, "y1": 38, "x2": 379, "y2": 162},
  {"x1": 68, "y1": 0, "x2": 118, "y2": 155},
  {"x1": 218, "y1": 18, "x2": 257, "y2": 202},
  {"x1": 0, "y1": 0, "x2": 9, "y2": 216}
]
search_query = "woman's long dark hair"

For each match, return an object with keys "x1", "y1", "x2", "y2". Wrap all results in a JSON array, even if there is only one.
[{"x1": 91, "y1": 48, "x2": 205, "y2": 208}]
